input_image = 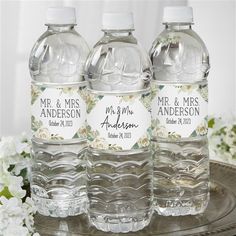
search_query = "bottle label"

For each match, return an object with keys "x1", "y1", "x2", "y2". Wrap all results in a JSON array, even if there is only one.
[
  {"x1": 87, "y1": 91, "x2": 151, "y2": 150},
  {"x1": 151, "y1": 82, "x2": 208, "y2": 139},
  {"x1": 31, "y1": 84, "x2": 87, "y2": 140}
]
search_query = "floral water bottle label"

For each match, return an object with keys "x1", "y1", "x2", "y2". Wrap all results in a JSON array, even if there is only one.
[
  {"x1": 87, "y1": 91, "x2": 151, "y2": 150},
  {"x1": 31, "y1": 84, "x2": 87, "y2": 140},
  {"x1": 151, "y1": 82, "x2": 208, "y2": 139}
]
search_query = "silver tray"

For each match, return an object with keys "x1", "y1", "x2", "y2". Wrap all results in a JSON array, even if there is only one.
[{"x1": 35, "y1": 161, "x2": 236, "y2": 236}]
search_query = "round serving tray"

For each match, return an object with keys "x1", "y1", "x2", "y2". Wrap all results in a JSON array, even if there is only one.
[{"x1": 34, "y1": 161, "x2": 236, "y2": 236}]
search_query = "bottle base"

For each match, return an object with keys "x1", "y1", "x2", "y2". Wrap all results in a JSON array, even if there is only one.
[
  {"x1": 154, "y1": 194, "x2": 209, "y2": 216},
  {"x1": 88, "y1": 210, "x2": 153, "y2": 233},
  {"x1": 32, "y1": 194, "x2": 87, "y2": 218}
]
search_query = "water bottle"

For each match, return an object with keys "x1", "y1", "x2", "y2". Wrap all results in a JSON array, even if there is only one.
[
  {"x1": 85, "y1": 12, "x2": 153, "y2": 233},
  {"x1": 29, "y1": 7, "x2": 90, "y2": 217},
  {"x1": 149, "y1": 6, "x2": 210, "y2": 216}
]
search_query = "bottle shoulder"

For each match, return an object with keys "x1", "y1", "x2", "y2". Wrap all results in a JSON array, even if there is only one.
[
  {"x1": 149, "y1": 29, "x2": 210, "y2": 82},
  {"x1": 86, "y1": 35, "x2": 151, "y2": 73},
  {"x1": 85, "y1": 35, "x2": 152, "y2": 92},
  {"x1": 29, "y1": 29, "x2": 90, "y2": 83},
  {"x1": 150, "y1": 29, "x2": 209, "y2": 56}
]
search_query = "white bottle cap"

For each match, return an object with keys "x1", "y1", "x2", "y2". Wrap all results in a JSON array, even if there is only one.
[
  {"x1": 102, "y1": 12, "x2": 134, "y2": 30},
  {"x1": 46, "y1": 7, "x2": 76, "y2": 25},
  {"x1": 163, "y1": 6, "x2": 193, "y2": 24}
]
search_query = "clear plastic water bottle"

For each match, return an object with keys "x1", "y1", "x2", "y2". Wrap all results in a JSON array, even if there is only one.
[
  {"x1": 29, "y1": 7, "x2": 90, "y2": 217},
  {"x1": 149, "y1": 6, "x2": 210, "y2": 216},
  {"x1": 85, "y1": 12, "x2": 153, "y2": 232}
]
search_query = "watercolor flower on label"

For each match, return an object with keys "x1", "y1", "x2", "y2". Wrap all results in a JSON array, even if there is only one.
[
  {"x1": 87, "y1": 125, "x2": 99, "y2": 142},
  {"x1": 90, "y1": 137, "x2": 109, "y2": 150},
  {"x1": 198, "y1": 84, "x2": 208, "y2": 102},
  {"x1": 196, "y1": 121, "x2": 208, "y2": 136},
  {"x1": 119, "y1": 95, "x2": 136, "y2": 104},
  {"x1": 150, "y1": 84, "x2": 164, "y2": 100},
  {"x1": 140, "y1": 93, "x2": 151, "y2": 111},
  {"x1": 79, "y1": 87, "x2": 88, "y2": 102},
  {"x1": 59, "y1": 87, "x2": 78, "y2": 95},
  {"x1": 34, "y1": 127, "x2": 51, "y2": 140},
  {"x1": 76, "y1": 125, "x2": 87, "y2": 139},
  {"x1": 31, "y1": 116, "x2": 43, "y2": 132},
  {"x1": 151, "y1": 118, "x2": 168, "y2": 138},
  {"x1": 176, "y1": 84, "x2": 198, "y2": 94},
  {"x1": 31, "y1": 85, "x2": 43, "y2": 105},
  {"x1": 137, "y1": 134, "x2": 150, "y2": 148},
  {"x1": 86, "y1": 93, "x2": 103, "y2": 113}
]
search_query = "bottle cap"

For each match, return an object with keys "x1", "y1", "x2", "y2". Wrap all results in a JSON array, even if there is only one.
[
  {"x1": 102, "y1": 12, "x2": 134, "y2": 30},
  {"x1": 46, "y1": 7, "x2": 76, "y2": 25},
  {"x1": 163, "y1": 6, "x2": 193, "y2": 24}
]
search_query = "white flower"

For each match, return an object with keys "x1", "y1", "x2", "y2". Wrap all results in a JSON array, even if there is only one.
[
  {"x1": 0, "y1": 197, "x2": 25, "y2": 230},
  {"x1": 218, "y1": 152, "x2": 236, "y2": 165},
  {"x1": 229, "y1": 145, "x2": 236, "y2": 157},
  {"x1": 223, "y1": 127, "x2": 235, "y2": 146},
  {"x1": 0, "y1": 134, "x2": 38, "y2": 235},
  {"x1": 208, "y1": 117, "x2": 236, "y2": 164},
  {"x1": 0, "y1": 197, "x2": 38, "y2": 236},
  {"x1": 12, "y1": 157, "x2": 31, "y2": 176},
  {"x1": 179, "y1": 85, "x2": 197, "y2": 93},
  {"x1": 209, "y1": 135, "x2": 221, "y2": 151},
  {"x1": 0, "y1": 169, "x2": 26, "y2": 198},
  {"x1": 0, "y1": 136, "x2": 28, "y2": 159},
  {"x1": 3, "y1": 224, "x2": 29, "y2": 236},
  {"x1": 7, "y1": 176, "x2": 26, "y2": 199},
  {"x1": 0, "y1": 135, "x2": 30, "y2": 176},
  {"x1": 0, "y1": 134, "x2": 31, "y2": 199},
  {"x1": 23, "y1": 198, "x2": 37, "y2": 233}
]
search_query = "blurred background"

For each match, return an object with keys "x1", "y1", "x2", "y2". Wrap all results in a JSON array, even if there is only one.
[{"x1": 0, "y1": 0, "x2": 235, "y2": 136}]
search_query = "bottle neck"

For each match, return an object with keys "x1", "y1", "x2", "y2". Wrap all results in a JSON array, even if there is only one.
[
  {"x1": 164, "y1": 23, "x2": 192, "y2": 30},
  {"x1": 103, "y1": 29, "x2": 133, "y2": 37},
  {"x1": 47, "y1": 25, "x2": 75, "y2": 32}
]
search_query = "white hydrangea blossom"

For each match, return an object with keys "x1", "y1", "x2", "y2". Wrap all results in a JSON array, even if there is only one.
[
  {"x1": 209, "y1": 117, "x2": 236, "y2": 165},
  {"x1": 0, "y1": 133, "x2": 31, "y2": 195},
  {"x1": 0, "y1": 133, "x2": 39, "y2": 236},
  {"x1": 0, "y1": 134, "x2": 31, "y2": 170},
  {"x1": 0, "y1": 196, "x2": 38, "y2": 236}
]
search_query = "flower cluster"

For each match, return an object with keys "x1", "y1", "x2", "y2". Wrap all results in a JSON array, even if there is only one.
[
  {"x1": 0, "y1": 133, "x2": 39, "y2": 236},
  {"x1": 0, "y1": 197, "x2": 39, "y2": 236},
  {"x1": 208, "y1": 117, "x2": 236, "y2": 164}
]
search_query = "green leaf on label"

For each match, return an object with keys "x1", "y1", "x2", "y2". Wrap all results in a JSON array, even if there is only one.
[
  {"x1": 190, "y1": 130, "x2": 197, "y2": 137},
  {"x1": 98, "y1": 95, "x2": 104, "y2": 100},
  {"x1": 73, "y1": 133, "x2": 79, "y2": 139},
  {"x1": 132, "y1": 143, "x2": 139, "y2": 149}
]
